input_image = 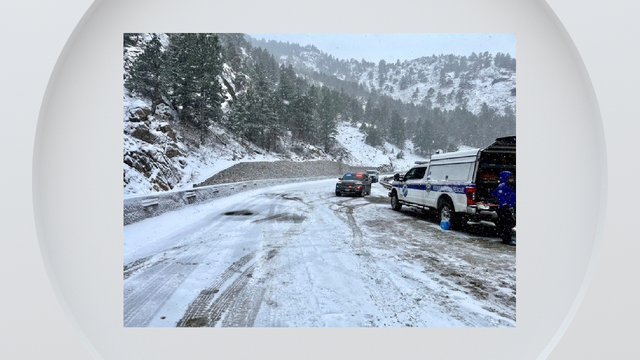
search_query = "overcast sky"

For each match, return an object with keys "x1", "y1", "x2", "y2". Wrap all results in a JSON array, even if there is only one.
[{"x1": 247, "y1": 33, "x2": 516, "y2": 63}]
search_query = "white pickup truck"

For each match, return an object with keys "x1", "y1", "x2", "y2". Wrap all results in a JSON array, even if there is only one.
[{"x1": 389, "y1": 136, "x2": 516, "y2": 231}]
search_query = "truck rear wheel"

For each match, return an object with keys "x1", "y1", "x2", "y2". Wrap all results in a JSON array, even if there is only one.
[{"x1": 438, "y1": 198, "x2": 456, "y2": 229}]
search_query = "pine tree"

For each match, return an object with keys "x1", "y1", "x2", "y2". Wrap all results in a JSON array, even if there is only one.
[
  {"x1": 302, "y1": 85, "x2": 321, "y2": 144},
  {"x1": 289, "y1": 91, "x2": 313, "y2": 142},
  {"x1": 318, "y1": 86, "x2": 338, "y2": 152},
  {"x1": 431, "y1": 108, "x2": 449, "y2": 150},
  {"x1": 378, "y1": 60, "x2": 387, "y2": 88},
  {"x1": 276, "y1": 63, "x2": 298, "y2": 130},
  {"x1": 436, "y1": 90, "x2": 446, "y2": 107},
  {"x1": 244, "y1": 66, "x2": 273, "y2": 147},
  {"x1": 413, "y1": 117, "x2": 434, "y2": 155},
  {"x1": 364, "y1": 124, "x2": 383, "y2": 147},
  {"x1": 498, "y1": 106, "x2": 516, "y2": 137},
  {"x1": 439, "y1": 68, "x2": 448, "y2": 87},
  {"x1": 459, "y1": 56, "x2": 468, "y2": 72},
  {"x1": 163, "y1": 33, "x2": 225, "y2": 144},
  {"x1": 227, "y1": 93, "x2": 250, "y2": 135},
  {"x1": 412, "y1": 88, "x2": 420, "y2": 101},
  {"x1": 478, "y1": 102, "x2": 496, "y2": 146},
  {"x1": 363, "y1": 97, "x2": 375, "y2": 125},
  {"x1": 349, "y1": 98, "x2": 363, "y2": 125},
  {"x1": 455, "y1": 89, "x2": 465, "y2": 104},
  {"x1": 219, "y1": 33, "x2": 245, "y2": 70},
  {"x1": 399, "y1": 75, "x2": 409, "y2": 91},
  {"x1": 389, "y1": 110, "x2": 406, "y2": 147},
  {"x1": 125, "y1": 34, "x2": 166, "y2": 113}
]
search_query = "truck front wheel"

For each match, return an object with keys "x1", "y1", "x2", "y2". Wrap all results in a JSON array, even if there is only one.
[{"x1": 391, "y1": 191, "x2": 402, "y2": 211}]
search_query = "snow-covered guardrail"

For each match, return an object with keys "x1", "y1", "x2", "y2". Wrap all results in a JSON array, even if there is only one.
[
  {"x1": 123, "y1": 176, "x2": 331, "y2": 225},
  {"x1": 379, "y1": 176, "x2": 394, "y2": 190}
]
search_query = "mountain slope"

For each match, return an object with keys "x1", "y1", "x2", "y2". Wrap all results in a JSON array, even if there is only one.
[
  {"x1": 123, "y1": 86, "x2": 428, "y2": 196},
  {"x1": 248, "y1": 36, "x2": 516, "y2": 115},
  {"x1": 123, "y1": 33, "x2": 512, "y2": 196}
]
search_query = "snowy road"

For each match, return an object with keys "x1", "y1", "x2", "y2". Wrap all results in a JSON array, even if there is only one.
[{"x1": 124, "y1": 178, "x2": 516, "y2": 327}]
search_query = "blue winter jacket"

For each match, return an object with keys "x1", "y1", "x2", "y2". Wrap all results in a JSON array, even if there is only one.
[{"x1": 491, "y1": 171, "x2": 516, "y2": 208}]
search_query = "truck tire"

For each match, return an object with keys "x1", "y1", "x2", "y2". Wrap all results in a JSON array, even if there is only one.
[
  {"x1": 391, "y1": 191, "x2": 402, "y2": 211},
  {"x1": 438, "y1": 198, "x2": 456, "y2": 228}
]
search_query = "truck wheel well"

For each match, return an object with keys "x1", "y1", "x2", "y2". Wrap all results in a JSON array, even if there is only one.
[{"x1": 437, "y1": 195, "x2": 454, "y2": 211}]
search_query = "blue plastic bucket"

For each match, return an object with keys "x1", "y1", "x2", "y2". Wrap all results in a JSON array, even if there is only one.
[{"x1": 440, "y1": 220, "x2": 451, "y2": 230}]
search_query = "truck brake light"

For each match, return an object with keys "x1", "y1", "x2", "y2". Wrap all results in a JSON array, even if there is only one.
[{"x1": 466, "y1": 186, "x2": 476, "y2": 205}]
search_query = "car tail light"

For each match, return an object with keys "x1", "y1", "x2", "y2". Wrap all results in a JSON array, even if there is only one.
[
  {"x1": 357, "y1": 185, "x2": 362, "y2": 190},
  {"x1": 465, "y1": 186, "x2": 476, "y2": 205}
]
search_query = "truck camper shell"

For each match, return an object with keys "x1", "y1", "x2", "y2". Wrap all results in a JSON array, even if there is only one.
[{"x1": 389, "y1": 136, "x2": 516, "y2": 228}]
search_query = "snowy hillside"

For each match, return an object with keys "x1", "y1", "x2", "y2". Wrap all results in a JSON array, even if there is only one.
[
  {"x1": 124, "y1": 85, "x2": 432, "y2": 196},
  {"x1": 123, "y1": 33, "x2": 506, "y2": 197},
  {"x1": 249, "y1": 37, "x2": 516, "y2": 115},
  {"x1": 357, "y1": 59, "x2": 516, "y2": 115},
  {"x1": 335, "y1": 122, "x2": 436, "y2": 173},
  {"x1": 124, "y1": 90, "x2": 278, "y2": 196},
  {"x1": 124, "y1": 85, "x2": 430, "y2": 196}
]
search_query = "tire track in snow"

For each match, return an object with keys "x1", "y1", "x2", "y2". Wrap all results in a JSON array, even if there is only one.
[
  {"x1": 177, "y1": 192, "x2": 311, "y2": 327},
  {"x1": 356, "y1": 205, "x2": 515, "y2": 326},
  {"x1": 124, "y1": 249, "x2": 203, "y2": 327},
  {"x1": 331, "y1": 199, "x2": 465, "y2": 326},
  {"x1": 124, "y1": 196, "x2": 275, "y2": 327},
  {"x1": 176, "y1": 251, "x2": 257, "y2": 327},
  {"x1": 185, "y1": 248, "x2": 281, "y2": 327},
  {"x1": 213, "y1": 205, "x2": 310, "y2": 327}
]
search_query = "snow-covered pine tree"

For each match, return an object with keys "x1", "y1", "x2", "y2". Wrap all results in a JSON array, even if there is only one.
[
  {"x1": 164, "y1": 33, "x2": 225, "y2": 143},
  {"x1": 125, "y1": 34, "x2": 166, "y2": 114}
]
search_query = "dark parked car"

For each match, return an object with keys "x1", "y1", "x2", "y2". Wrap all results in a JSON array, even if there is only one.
[
  {"x1": 366, "y1": 169, "x2": 379, "y2": 183},
  {"x1": 336, "y1": 172, "x2": 371, "y2": 197}
]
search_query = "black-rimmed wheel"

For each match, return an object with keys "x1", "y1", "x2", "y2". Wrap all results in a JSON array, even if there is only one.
[{"x1": 391, "y1": 191, "x2": 402, "y2": 211}]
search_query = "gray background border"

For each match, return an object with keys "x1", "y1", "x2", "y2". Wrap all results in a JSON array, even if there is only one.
[{"x1": 2, "y1": 0, "x2": 637, "y2": 359}]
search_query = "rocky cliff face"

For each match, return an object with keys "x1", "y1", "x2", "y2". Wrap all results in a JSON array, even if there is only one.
[{"x1": 123, "y1": 99, "x2": 186, "y2": 192}]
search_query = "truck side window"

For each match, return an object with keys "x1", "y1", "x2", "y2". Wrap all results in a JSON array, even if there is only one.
[
  {"x1": 404, "y1": 169, "x2": 416, "y2": 180},
  {"x1": 414, "y1": 167, "x2": 427, "y2": 180}
]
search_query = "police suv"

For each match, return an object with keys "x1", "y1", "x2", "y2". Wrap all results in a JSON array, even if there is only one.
[{"x1": 389, "y1": 136, "x2": 516, "y2": 229}]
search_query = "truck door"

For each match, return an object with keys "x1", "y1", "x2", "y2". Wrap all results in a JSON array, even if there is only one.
[
  {"x1": 407, "y1": 166, "x2": 428, "y2": 204},
  {"x1": 424, "y1": 165, "x2": 440, "y2": 208},
  {"x1": 400, "y1": 168, "x2": 417, "y2": 202}
]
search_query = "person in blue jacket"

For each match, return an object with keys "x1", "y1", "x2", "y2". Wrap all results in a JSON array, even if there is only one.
[{"x1": 492, "y1": 171, "x2": 516, "y2": 245}]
